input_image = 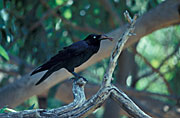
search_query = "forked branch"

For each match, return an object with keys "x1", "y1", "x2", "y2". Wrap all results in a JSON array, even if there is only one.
[{"x1": 0, "y1": 11, "x2": 151, "y2": 118}]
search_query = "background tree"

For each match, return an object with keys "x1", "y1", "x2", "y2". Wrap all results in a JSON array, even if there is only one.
[{"x1": 0, "y1": 0, "x2": 180, "y2": 117}]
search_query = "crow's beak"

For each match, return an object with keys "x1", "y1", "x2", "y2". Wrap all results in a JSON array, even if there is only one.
[{"x1": 100, "y1": 35, "x2": 113, "y2": 41}]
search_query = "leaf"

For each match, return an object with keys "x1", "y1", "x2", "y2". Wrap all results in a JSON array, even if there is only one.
[
  {"x1": 63, "y1": 9, "x2": 72, "y2": 19},
  {"x1": 28, "y1": 103, "x2": 35, "y2": 110},
  {"x1": 0, "y1": 106, "x2": 16, "y2": 113},
  {"x1": 3, "y1": 108, "x2": 17, "y2": 112},
  {"x1": 0, "y1": 45, "x2": 9, "y2": 61},
  {"x1": 55, "y1": 0, "x2": 66, "y2": 5},
  {"x1": 0, "y1": 106, "x2": 7, "y2": 113}
]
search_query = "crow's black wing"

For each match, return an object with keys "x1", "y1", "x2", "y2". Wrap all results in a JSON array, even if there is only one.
[
  {"x1": 31, "y1": 41, "x2": 89, "y2": 75},
  {"x1": 50, "y1": 40, "x2": 89, "y2": 61}
]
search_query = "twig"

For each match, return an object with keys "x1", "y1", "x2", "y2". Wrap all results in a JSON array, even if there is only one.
[
  {"x1": 158, "y1": 43, "x2": 180, "y2": 70},
  {"x1": 144, "y1": 76, "x2": 159, "y2": 90},
  {"x1": 130, "y1": 47, "x2": 173, "y2": 94},
  {"x1": 136, "y1": 43, "x2": 180, "y2": 80},
  {"x1": 100, "y1": 11, "x2": 151, "y2": 117},
  {"x1": 102, "y1": 11, "x2": 137, "y2": 86}
]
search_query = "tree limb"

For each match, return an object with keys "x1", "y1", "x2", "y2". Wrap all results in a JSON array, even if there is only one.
[
  {"x1": 56, "y1": 81, "x2": 180, "y2": 118},
  {"x1": 111, "y1": 86, "x2": 150, "y2": 118},
  {"x1": 0, "y1": 0, "x2": 180, "y2": 108},
  {"x1": 0, "y1": 11, "x2": 151, "y2": 118},
  {"x1": 0, "y1": 78, "x2": 87, "y2": 118}
]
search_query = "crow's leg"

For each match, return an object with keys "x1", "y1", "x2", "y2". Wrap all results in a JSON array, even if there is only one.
[
  {"x1": 71, "y1": 72, "x2": 88, "y2": 82},
  {"x1": 67, "y1": 68, "x2": 87, "y2": 81},
  {"x1": 71, "y1": 72, "x2": 82, "y2": 78}
]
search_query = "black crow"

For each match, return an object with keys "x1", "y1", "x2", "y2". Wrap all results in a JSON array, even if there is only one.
[{"x1": 31, "y1": 34, "x2": 113, "y2": 85}]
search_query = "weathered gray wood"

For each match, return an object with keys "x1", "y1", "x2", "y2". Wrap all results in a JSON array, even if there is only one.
[
  {"x1": 0, "y1": 11, "x2": 151, "y2": 118},
  {"x1": 0, "y1": 0, "x2": 180, "y2": 108},
  {"x1": 111, "y1": 86, "x2": 151, "y2": 118}
]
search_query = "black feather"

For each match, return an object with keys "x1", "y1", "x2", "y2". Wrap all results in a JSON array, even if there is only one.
[{"x1": 35, "y1": 70, "x2": 53, "y2": 85}]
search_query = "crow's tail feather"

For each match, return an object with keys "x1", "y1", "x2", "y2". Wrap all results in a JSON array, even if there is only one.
[
  {"x1": 35, "y1": 70, "x2": 53, "y2": 85},
  {"x1": 30, "y1": 67, "x2": 44, "y2": 76},
  {"x1": 31, "y1": 62, "x2": 55, "y2": 76}
]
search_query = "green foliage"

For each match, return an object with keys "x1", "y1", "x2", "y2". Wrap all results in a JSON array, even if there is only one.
[
  {"x1": 28, "y1": 103, "x2": 35, "y2": 110},
  {"x1": 47, "y1": 98, "x2": 62, "y2": 109},
  {"x1": 0, "y1": 45, "x2": 9, "y2": 60},
  {"x1": 0, "y1": 106, "x2": 17, "y2": 113},
  {"x1": 0, "y1": 106, "x2": 7, "y2": 113},
  {"x1": 55, "y1": 0, "x2": 67, "y2": 5},
  {"x1": 63, "y1": 9, "x2": 72, "y2": 19},
  {"x1": 0, "y1": 0, "x2": 179, "y2": 117},
  {"x1": 136, "y1": 26, "x2": 180, "y2": 94}
]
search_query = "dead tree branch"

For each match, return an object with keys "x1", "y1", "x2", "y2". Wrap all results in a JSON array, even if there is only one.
[
  {"x1": 0, "y1": 11, "x2": 151, "y2": 118},
  {"x1": 0, "y1": 0, "x2": 179, "y2": 108},
  {"x1": 56, "y1": 81, "x2": 180, "y2": 118},
  {"x1": 0, "y1": 78, "x2": 87, "y2": 118}
]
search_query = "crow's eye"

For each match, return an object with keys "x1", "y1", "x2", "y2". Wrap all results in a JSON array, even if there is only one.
[{"x1": 93, "y1": 36, "x2": 96, "y2": 39}]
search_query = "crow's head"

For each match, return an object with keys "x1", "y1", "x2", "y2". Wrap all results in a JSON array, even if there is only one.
[{"x1": 85, "y1": 34, "x2": 113, "y2": 44}]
